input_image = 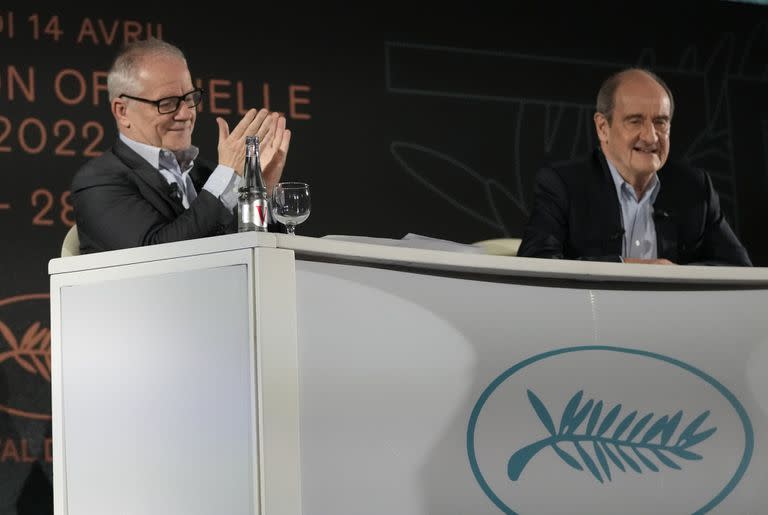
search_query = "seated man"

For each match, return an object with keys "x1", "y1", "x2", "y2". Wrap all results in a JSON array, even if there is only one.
[
  {"x1": 518, "y1": 68, "x2": 751, "y2": 266},
  {"x1": 71, "y1": 38, "x2": 291, "y2": 253}
]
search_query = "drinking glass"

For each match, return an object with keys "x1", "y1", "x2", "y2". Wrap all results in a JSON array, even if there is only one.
[{"x1": 271, "y1": 182, "x2": 311, "y2": 235}]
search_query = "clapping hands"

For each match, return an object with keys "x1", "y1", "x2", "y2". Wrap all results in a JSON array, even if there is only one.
[{"x1": 216, "y1": 108, "x2": 292, "y2": 191}]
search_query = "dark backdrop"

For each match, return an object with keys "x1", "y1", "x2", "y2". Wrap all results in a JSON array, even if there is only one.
[{"x1": 0, "y1": 2, "x2": 766, "y2": 512}]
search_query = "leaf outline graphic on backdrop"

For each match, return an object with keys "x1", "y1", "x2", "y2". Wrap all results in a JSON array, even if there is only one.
[
  {"x1": 390, "y1": 141, "x2": 528, "y2": 236},
  {"x1": 508, "y1": 390, "x2": 717, "y2": 483},
  {"x1": 0, "y1": 320, "x2": 52, "y2": 382}
]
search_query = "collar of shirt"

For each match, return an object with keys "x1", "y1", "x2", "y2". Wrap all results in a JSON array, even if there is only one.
[
  {"x1": 606, "y1": 158, "x2": 661, "y2": 205},
  {"x1": 120, "y1": 133, "x2": 201, "y2": 209},
  {"x1": 119, "y1": 133, "x2": 200, "y2": 172}
]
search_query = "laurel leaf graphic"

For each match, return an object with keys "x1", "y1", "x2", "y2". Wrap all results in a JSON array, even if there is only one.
[
  {"x1": 676, "y1": 410, "x2": 713, "y2": 447},
  {"x1": 668, "y1": 448, "x2": 703, "y2": 461},
  {"x1": 662, "y1": 411, "x2": 683, "y2": 445},
  {"x1": 551, "y1": 443, "x2": 582, "y2": 471},
  {"x1": 20, "y1": 322, "x2": 43, "y2": 350},
  {"x1": 652, "y1": 449, "x2": 681, "y2": 470},
  {"x1": 10, "y1": 356, "x2": 35, "y2": 373},
  {"x1": 596, "y1": 404, "x2": 621, "y2": 436},
  {"x1": 0, "y1": 320, "x2": 36, "y2": 373},
  {"x1": 593, "y1": 441, "x2": 612, "y2": 481},
  {"x1": 574, "y1": 441, "x2": 603, "y2": 483},
  {"x1": 642, "y1": 415, "x2": 670, "y2": 444},
  {"x1": 37, "y1": 328, "x2": 51, "y2": 352},
  {"x1": 612, "y1": 411, "x2": 638, "y2": 440},
  {"x1": 558, "y1": 390, "x2": 584, "y2": 434},
  {"x1": 633, "y1": 448, "x2": 659, "y2": 472},
  {"x1": 29, "y1": 353, "x2": 50, "y2": 381},
  {"x1": 565, "y1": 399, "x2": 594, "y2": 435},
  {"x1": 627, "y1": 413, "x2": 653, "y2": 442},
  {"x1": 627, "y1": 413, "x2": 654, "y2": 442},
  {"x1": 680, "y1": 427, "x2": 717, "y2": 449},
  {"x1": 601, "y1": 442, "x2": 625, "y2": 472},
  {"x1": 616, "y1": 445, "x2": 642, "y2": 473},
  {"x1": 0, "y1": 320, "x2": 20, "y2": 351},
  {"x1": 31, "y1": 327, "x2": 51, "y2": 379},
  {"x1": 507, "y1": 390, "x2": 718, "y2": 482},
  {"x1": 526, "y1": 390, "x2": 556, "y2": 436},
  {"x1": 20, "y1": 324, "x2": 51, "y2": 381},
  {"x1": 586, "y1": 401, "x2": 603, "y2": 436},
  {"x1": 0, "y1": 321, "x2": 51, "y2": 379}
]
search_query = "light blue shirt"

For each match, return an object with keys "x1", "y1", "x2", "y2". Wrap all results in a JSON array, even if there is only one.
[
  {"x1": 606, "y1": 159, "x2": 660, "y2": 260},
  {"x1": 119, "y1": 134, "x2": 242, "y2": 210}
]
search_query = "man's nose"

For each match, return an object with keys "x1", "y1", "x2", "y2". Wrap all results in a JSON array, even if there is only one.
[
  {"x1": 639, "y1": 119, "x2": 658, "y2": 143},
  {"x1": 174, "y1": 102, "x2": 195, "y2": 119}
]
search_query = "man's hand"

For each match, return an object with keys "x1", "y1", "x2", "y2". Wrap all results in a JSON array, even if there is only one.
[
  {"x1": 257, "y1": 112, "x2": 291, "y2": 192},
  {"x1": 624, "y1": 258, "x2": 676, "y2": 265},
  {"x1": 215, "y1": 108, "x2": 279, "y2": 173}
]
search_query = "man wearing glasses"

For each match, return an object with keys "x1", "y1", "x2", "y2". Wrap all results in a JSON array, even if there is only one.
[
  {"x1": 71, "y1": 38, "x2": 291, "y2": 253},
  {"x1": 518, "y1": 68, "x2": 751, "y2": 266}
]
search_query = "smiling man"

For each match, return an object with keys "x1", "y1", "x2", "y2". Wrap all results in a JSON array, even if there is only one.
[
  {"x1": 518, "y1": 68, "x2": 751, "y2": 266},
  {"x1": 71, "y1": 38, "x2": 291, "y2": 253}
]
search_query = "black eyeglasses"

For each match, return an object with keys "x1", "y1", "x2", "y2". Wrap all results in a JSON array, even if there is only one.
[{"x1": 119, "y1": 88, "x2": 204, "y2": 114}]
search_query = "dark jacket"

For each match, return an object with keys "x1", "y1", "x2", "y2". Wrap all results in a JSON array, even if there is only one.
[
  {"x1": 518, "y1": 149, "x2": 752, "y2": 266},
  {"x1": 71, "y1": 138, "x2": 234, "y2": 254}
]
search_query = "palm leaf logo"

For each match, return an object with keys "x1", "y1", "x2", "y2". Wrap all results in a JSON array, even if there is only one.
[
  {"x1": 0, "y1": 320, "x2": 52, "y2": 382},
  {"x1": 508, "y1": 390, "x2": 717, "y2": 483}
]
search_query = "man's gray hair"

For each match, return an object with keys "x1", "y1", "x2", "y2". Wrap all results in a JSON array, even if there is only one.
[
  {"x1": 107, "y1": 38, "x2": 187, "y2": 101},
  {"x1": 595, "y1": 68, "x2": 675, "y2": 123}
]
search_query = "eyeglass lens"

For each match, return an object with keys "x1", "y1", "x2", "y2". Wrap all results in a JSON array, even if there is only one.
[{"x1": 158, "y1": 90, "x2": 202, "y2": 113}]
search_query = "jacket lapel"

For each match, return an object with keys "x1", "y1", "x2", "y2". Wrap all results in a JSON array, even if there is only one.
[
  {"x1": 652, "y1": 182, "x2": 678, "y2": 262},
  {"x1": 113, "y1": 138, "x2": 185, "y2": 217},
  {"x1": 593, "y1": 150, "x2": 623, "y2": 256}
]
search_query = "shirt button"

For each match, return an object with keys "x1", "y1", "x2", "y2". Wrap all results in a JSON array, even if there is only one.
[{"x1": 634, "y1": 240, "x2": 641, "y2": 247}]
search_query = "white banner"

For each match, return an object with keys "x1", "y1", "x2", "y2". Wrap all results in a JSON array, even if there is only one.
[{"x1": 296, "y1": 260, "x2": 767, "y2": 515}]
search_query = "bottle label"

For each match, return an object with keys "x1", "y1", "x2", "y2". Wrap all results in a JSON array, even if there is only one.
[{"x1": 237, "y1": 196, "x2": 269, "y2": 232}]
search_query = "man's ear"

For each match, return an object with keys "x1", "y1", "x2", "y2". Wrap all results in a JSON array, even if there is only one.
[
  {"x1": 593, "y1": 112, "x2": 609, "y2": 143},
  {"x1": 112, "y1": 98, "x2": 131, "y2": 129}
]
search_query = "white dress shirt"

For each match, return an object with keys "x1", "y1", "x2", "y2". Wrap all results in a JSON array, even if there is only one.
[
  {"x1": 606, "y1": 159, "x2": 661, "y2": 260},
  {"x1": 119, "y1": 133, "x2": 242, "y2": 210}
]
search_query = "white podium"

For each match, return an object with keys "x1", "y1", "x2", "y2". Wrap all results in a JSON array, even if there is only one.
[{"x1": 50, "y1": 234, "x2": 768, "y2": 515}]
